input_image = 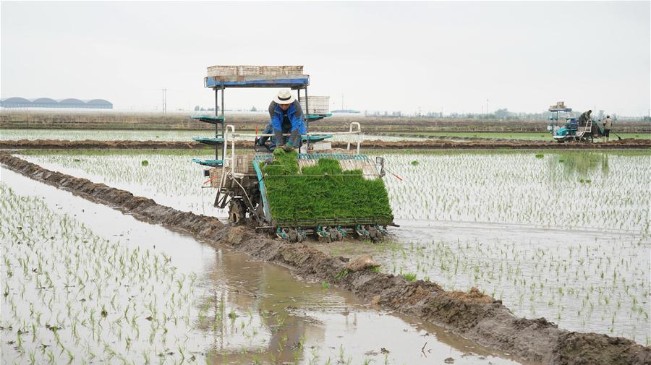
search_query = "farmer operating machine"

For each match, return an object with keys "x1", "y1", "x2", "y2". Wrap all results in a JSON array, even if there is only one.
[
  {"x1": 547, "y1": 101, "x2": 605, "y2": 143},
  {"x1": 192, "y1": 65, "x2": 394, "y2": 242}
]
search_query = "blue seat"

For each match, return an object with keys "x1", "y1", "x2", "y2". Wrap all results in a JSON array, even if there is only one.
[
  {"x1": 191, "y1": 115, "x2": 224, "y2": 124},
  {"x1": 191, "y1": 158, "x2": 223, "y2": 167},
  {"x1": 193, "y1": 137, "x2": 225, "y2": 145}
]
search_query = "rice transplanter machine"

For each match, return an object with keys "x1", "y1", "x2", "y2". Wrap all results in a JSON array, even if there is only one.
[{"x1": 191, "y1": 65, "x2": 395, "y2": 242}]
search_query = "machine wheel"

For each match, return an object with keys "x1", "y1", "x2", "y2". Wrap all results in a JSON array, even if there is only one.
[
  {"x1": 250, "y1": 196, "x2": 265, "y2": 225},
  {"x1": 354, "y1": 225, "x2": 370, "y2": 240},
  {"x1": 329, "y1": 227, "x2": 343, "y2": 241},
  {"x1": 317, "y1": 232, "x2": 332, "y2": 243},
  {"x1": 368, "y1": 226, "x2": 382, "y2": 243},
  {"x1": 228, "y1": 199, "x2": 247, "y2": 225},
  {"x1": 288, "y1": 229, "x2": 299, "y2": 242},
  {"x1": 285, "y1": 228, "x2": 305, "y2": 243}
]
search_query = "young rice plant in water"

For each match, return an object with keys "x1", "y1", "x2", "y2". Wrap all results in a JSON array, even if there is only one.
[{"x1": 0, "y1": 184, "x2": 209, "y2": 363}]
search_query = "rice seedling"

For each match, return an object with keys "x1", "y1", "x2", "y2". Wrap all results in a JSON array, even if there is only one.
[
  {"x1": 0, "y1": 183, "x2": 210, "y2": 363},
  {"x1": 9, "y1": 147, "x2": 649, "y2": 356},
  {"x1": 403, "y1": 273, "x2": 417, "y2": 282},
  {"x1": 19, "y1": 151, "x2": 222, "y2": 216},
  {"x1": 369, "y1": 150, "x2": 650, "y2": 344},
  {"x1": 262, "y1": 150, "x2": 393, "y2": 225}
]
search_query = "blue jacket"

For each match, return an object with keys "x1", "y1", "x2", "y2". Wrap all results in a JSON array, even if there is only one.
[{"x1": 268, "y1": 100, "x2": 307, "y2": 134}]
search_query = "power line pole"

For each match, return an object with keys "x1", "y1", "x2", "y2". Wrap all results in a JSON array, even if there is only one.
[{"x1": 162, "y1": 88, "x2": 167, "y2": 113}]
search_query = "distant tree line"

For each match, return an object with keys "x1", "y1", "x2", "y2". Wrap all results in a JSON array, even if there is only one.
[{"x1": 362, "y1": 108, "x2": 641, "y2": 122}]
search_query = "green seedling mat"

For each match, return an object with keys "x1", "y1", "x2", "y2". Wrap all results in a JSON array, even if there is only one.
[{"x1": 261, "y1": 150, "x2": 394, "y2": 227}]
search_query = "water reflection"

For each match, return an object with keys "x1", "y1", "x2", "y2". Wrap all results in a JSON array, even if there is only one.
[
  {"x1": 551, "y1": 151, "x2": 609, "y2": 177},
  {"x1": 196, "y1": 247, "x2": 522, "y2": 365},
  {"x1": 198, "y1": 250, "x2": 330, "y2": 363}
]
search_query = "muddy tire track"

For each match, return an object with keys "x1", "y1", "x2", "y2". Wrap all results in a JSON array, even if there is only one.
[{"x1": 1, "y1": 152, "x2": 649, "y2": 365}]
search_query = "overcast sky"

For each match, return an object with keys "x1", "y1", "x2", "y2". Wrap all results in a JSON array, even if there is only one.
[{"x1": 1, "y1": 1, "x2": 649, "y2": 116}]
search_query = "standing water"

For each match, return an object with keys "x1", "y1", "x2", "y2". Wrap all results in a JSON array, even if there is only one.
[{"x1": 1, "y1": 166, "x2": 523, "y2": 364}]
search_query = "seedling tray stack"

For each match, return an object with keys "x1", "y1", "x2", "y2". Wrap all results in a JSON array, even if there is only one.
[{"x1": 255, "y1": 150, "x2": 394, "y2": 229}]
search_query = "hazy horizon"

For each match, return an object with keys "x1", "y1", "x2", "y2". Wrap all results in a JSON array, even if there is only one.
[{"x1": 2, "y1": 1, "x2": 649, "y2": 116}]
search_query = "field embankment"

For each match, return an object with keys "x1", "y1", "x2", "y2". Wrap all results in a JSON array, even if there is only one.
[
  {"x1": 1, "y1": 138, "x2": 650, "y2": 150},
  {"x1": 1, "y1": 152, "x2": 649, "y2": 365},
  {"x1": 2, "y1": 110, "x2": 649, "y2": 134}
]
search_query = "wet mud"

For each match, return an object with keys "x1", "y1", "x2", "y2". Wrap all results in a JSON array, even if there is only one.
[
  {"x1": 1, "y1": 152, "x2": 649, "y2": 365},
  {"x1": 1, "y1": 138, "x2": 650, "y2": 150}
]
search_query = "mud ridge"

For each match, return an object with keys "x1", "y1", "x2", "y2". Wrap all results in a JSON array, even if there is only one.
[
  {"x1": 1, "y1": 138, "x2": 650, "y2": 150},
  {"x1": 1, "y1": 153, "x2": 649, "y2": 365}
]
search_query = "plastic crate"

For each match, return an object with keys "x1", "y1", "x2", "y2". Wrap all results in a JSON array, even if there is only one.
[
  {"x1": 300, "y1": 96, "x2": 330, "y2": 114},
  {"x1": 207, "y1": 65, "x2": 304, "y2": 79}
]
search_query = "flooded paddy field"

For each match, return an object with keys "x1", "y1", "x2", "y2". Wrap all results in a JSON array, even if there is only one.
[
  {"x1": 2, "y1": 145, "x2": 650, "y2": 364},
  {"x1": 1, "y1": 165, "x2": 520, "y2": 364},
  {"x1": 12, "y1": 127, "x2": 649, "y2": 146},
  {"x1": 12, "y1": 148, "x2": 651, "y2": 347},
  {"x1": 0, "y1": 128, "x2": 426, "y2": 143},
  {"x1": 343, "y1": 150, "x2": 651, "y2": 345}
]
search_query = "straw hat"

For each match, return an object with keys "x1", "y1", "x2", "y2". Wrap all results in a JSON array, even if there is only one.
[{"x1": 274, "y1": 89, "x2": 295, "y2": 104}]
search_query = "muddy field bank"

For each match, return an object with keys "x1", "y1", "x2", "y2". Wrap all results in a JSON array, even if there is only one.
[
  {"x1": 1, "y1": 138, "x2": 650, "y2": 150},
  {"x1": 1, "y1": 111, "x2": 649, "y2": 133},
  {"x1": 1, "y1": 152, "x2": 649, "y2": 365}
]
